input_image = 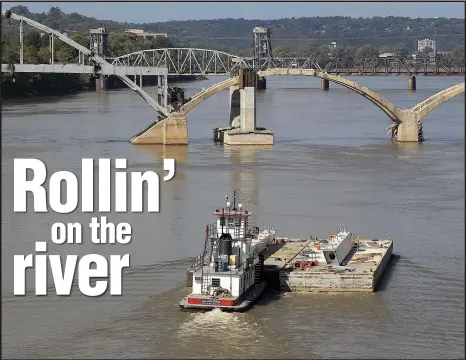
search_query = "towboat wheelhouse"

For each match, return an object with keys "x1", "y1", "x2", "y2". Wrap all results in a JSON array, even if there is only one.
[{"x1": 180, "y1": 192, "x2": 276, "y2": 311}]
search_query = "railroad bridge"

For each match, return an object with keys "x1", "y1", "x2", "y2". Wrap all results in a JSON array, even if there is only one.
[{"x1": 2, "y1": 10, "x2": 464, "y2": 144}]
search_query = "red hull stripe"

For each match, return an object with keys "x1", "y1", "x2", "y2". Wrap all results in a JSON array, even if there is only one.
[{"x1": 188, "y1": 297, "x2": 237, "y2": 306}]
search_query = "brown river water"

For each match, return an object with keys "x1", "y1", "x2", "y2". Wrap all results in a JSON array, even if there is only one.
[{"x1": 2, "y1": 75, "x2": 464, "y2": 358}]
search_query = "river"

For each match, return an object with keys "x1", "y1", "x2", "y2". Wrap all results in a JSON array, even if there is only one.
[{"x1": 2, "y1": 75, "x2": 464, "y2": 358}]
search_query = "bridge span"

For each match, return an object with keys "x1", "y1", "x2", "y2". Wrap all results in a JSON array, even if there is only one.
[{"x1": 130, "y1": 68, "x2": 464, "y2": 145}]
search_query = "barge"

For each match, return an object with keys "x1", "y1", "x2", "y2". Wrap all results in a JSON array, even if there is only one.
[
  {"x1": 180, "y1": 192, "x2": 276, "y2": 312},
  {"x1": 263, "y1": 231, "x2": 393, "y2": 292}
]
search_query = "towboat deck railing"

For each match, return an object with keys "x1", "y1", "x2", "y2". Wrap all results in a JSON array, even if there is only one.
[
  {"x1": 190, "y1": 254, "x2": 204, "y2": 270},
  {"x1": 204, "y1": 223, "x2": 262, "y2": 239},
  {"x1": 191, "y1": 246, "x2": 261, "y2": 273},
  {"x1": 190, "y1": 223, "x2": 272, "y2": 273}
]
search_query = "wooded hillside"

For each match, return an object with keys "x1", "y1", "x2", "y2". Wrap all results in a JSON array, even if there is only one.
[{"x1": 3, "y1": 5, "x2": 464, "y2": 56}]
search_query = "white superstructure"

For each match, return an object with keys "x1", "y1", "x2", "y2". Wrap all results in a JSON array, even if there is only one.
[{"x1": 183, "y1": 192, "x2": 276, "y2": 309}]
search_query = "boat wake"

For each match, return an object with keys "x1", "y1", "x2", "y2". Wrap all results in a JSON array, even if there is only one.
[{"x1": 177, "y1": 309, "x2": 264, "y2": 344}]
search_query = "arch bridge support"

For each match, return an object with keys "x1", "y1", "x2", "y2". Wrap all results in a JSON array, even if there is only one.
[
  {"x1": 393, "y1": 82, "x2": 465, "y2": 141},
  {"x1": 131, "y1": 68, "x2": 274, "y2": 145},
  {"x1": 130, "y1": 69, "x2": 463, "y2": 145},
  {"x1": 259, "y1": 68, "x2": 464, "y2": 143}
]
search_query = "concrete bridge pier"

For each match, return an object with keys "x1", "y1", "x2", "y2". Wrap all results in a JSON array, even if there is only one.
[
  {"x1": 396, "y1": 121, "x2": 423, "y2": 142},
  {"x1": 408, "y1": 75, "x2": 417, "y2": 91},
  {"x1": 257, "y1": 76, "x2": 266, "y2": 90},
  {"x1": 321, "y1": 78, "x2": 330, "y2": 91},
  {"x1": 214, "y1": 68, "x2": 273, "y2": 145},
  {"x1": 95, "y1": 76, "x2": 108, "y2": 91},
  {"x1": 396, "y1": 111, "x2": 423, "y2": 142},
  {"x1": 229, "y1": 85, "x2": 241, "y2": 127}
]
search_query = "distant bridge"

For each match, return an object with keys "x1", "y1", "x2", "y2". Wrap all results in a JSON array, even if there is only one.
[{"x1": 108, "y1": 49, "x2": 465, "y2": 76}]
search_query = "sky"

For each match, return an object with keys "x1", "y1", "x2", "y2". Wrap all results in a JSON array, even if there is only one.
[{"x1": 3, "y1": 1, "x2": 465, "y2": 23}]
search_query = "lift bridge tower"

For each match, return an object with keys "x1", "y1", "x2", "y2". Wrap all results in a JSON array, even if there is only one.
[
  {"x1": 89, "y1": 28, "x2": 109, "y2": 90},
  {"x1": 252, "y1": 27, "x2": 271, "y2": 90},
  {"x1": 253, "y1": 26, "x2": 273, "y2": 71}
]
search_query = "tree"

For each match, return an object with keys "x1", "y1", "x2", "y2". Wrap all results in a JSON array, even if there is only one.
[
  {"x1": 70, "y1": 34, "x2": 88, "y2": 47},
  {"x1": 48, "y1": 7, "x2": 63, "y2": 30},
  {"x1": 391, "y1": 44, "x2": 410, "y2": 58},
  {"x1": 356, "y1": 44, "x2": 379, "y2": 58},
  {"x1": 1, "y1": 41, "x2": 19, "y2": 64},
  {"x1": 24, "y1": 32, "x2": 42, "y2": 52},
  {"x1": 452, "y1": 45, "x2": 464, "y2": 58},
  {"x1": 9, "y1": 5, "x2": 30, "y2": 15}
]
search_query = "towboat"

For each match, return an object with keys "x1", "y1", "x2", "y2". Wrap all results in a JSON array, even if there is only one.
[{"x1": 180, "y1": 192, "x2": 276, "y2": 312}]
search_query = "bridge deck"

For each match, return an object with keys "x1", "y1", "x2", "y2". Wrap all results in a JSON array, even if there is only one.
[{"x1": 1, "y1": 64, "x2": 167, "y2": 76}]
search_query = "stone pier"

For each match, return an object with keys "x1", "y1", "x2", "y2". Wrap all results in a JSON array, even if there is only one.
[
  {"x1": 229, "y1": 85, "x2": 241, "y2": 127},
  {"x1": 321, "y1": 78, "x2": 329, "y2": 90},
  {"x1": 257, "y1": 76, "x2": 267, "y2": 90},
  {"x1": 396, "y1": 120, "x2": 423, "y2": 142},
  {"x1": 408, "y1": 75, "x2": 417, "y2": 91},
  {"x1": 394, "y1": 109, "x2": 424, "y2": 142},
  {"x1": 95, "y1": 76, "x2": 108, "y2": 90}
]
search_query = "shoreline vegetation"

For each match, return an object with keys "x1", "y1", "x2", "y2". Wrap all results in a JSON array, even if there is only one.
[
  {"x1": 0, "y1": 74, "x2": 208, "y2": 99},
  {"x1": 1, "y1": 5, "x2": 464, "y2": 99}
]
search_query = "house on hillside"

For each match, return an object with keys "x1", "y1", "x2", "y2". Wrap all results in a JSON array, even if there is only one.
[
  {"x1": 379, "y1": 53, "x2": 395, "y2": 58},
  {"x1": 125, "y1": 29, "x2": 168, "y2": 40}
]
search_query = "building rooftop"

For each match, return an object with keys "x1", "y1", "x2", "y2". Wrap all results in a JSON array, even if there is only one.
[
  {"x1": 379, "y1": 53, "x2": 395, "y2": 58},
  {"x1": 125, "y1": 29, "x2": 168, "y2": 38}
]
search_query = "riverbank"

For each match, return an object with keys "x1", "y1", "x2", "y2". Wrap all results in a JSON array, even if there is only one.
[
  {"x1": 0, "y1": 73, "x2": 91, "y2": 98},
  {"x1": 103, "y1": 74, "x2": 208, "y2": 90},
  {"x1": 0, "y1": 73, "x2": 208, "y2": 99}
]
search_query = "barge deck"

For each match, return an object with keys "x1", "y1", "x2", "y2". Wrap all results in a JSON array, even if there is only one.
[{"x1": 263, "y1": 236, "x2": 393, "y2": 292}]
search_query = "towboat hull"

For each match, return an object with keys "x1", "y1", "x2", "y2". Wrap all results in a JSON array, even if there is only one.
[{"x1": 179, "y1": 281, "x2": 267, "y2": 312}]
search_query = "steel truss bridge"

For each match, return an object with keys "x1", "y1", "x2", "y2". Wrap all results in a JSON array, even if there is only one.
[{"x1": 108, "y1": 49, "x2": 464, "y2": 76}]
